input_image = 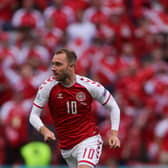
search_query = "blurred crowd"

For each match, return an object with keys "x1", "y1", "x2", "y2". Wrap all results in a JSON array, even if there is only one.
[{"x1": 0, "y1": 0, "x2": 168, "y2": 167}]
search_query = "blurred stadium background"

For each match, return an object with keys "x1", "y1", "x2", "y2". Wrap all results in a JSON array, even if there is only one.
[{"x1": 0, "y1": 0, "x2": 168, "y2": 167}]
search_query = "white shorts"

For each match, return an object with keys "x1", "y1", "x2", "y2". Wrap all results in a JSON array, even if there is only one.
[{"x1": 61, "y1": 134, "x2": 103, "y2": 168}]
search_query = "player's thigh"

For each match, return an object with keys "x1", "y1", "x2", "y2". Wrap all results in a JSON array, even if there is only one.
[
  {"x1": 78, "y1": 165, "x2": 92, "y2": 168},
  {"x1": 61, "y1": 149, "x2": 77, "y2": 168},
  {"x1": 64, "y1": 156, "x2": 77, "y2": 168},
  {"x1": 77, "y1": 135, "x2": 103, "y2": 168}
]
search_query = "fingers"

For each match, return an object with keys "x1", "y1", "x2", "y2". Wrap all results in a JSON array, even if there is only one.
[
  {"x1": 110, "y1": 142, "x2": 120, "y2": 148},
  {"x1": 50, "y1": 133, "x2": 56, "y2": 140},
  {"x1": 109, "y1": 141, "x2": 118, "y2": 148},
  {"x1": 109, "y1": 138, "x2": 120, "y2": 149},
  {"x1": 40, "y1": 126, "x2": 56, "y2": 142},
  {"x1": 45, "y1": 136, "x2": 56, "y2": 142},
  {"x1": 44, "y1": 133, "x2": 56, "y2": 142}
]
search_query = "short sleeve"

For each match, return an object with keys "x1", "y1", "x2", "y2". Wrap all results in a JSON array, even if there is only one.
[
  {"x1": 33, "y1": 76, "x2": 57, "y2": 108},
  {"x1": 33, "y1": 84, "x2": 50, "y2": 108}
]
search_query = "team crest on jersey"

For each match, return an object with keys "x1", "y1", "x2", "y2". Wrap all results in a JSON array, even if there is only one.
[
  {"x1": 76, "y1": 92, "x2": 86, "y2": 101},
  {"x1": 57, "y1": 93, "x2": 63, "y2": 99}
]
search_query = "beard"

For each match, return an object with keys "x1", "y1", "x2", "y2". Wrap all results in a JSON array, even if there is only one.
[{"x1": 53, "y1": 69, "x2": 70, "y2": 82}]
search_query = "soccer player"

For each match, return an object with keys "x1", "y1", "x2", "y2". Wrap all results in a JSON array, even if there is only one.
[{"x1": 29, "y1": 48, "x2": 120, "y2": 168}]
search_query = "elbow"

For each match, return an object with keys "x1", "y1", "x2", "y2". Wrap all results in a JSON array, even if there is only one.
[
  {"x1": 29, "y1": 113, "x2": 33, "y2": 126},
  {"x1": 116, "y1": 105, "x2": 120, "y2": 114}
]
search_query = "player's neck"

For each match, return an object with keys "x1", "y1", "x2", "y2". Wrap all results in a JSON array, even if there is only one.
[{"x1": 61, "y1": 73, "x2": 76, "y2": 87}]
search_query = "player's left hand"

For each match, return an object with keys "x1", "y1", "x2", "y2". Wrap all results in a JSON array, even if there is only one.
[{"x1": 108, "y1": 131, "x2": 120, "y2": 148}]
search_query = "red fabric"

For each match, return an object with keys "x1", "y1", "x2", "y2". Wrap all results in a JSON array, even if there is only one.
[
  {"x1": 103, "y1": 0, "x2": 126, "y2": 12},
  {"x1": 21, "y1": 78, "x2": 37, "y2": 99},
  {"x1": 159, "y1": 0, "x2": 168, "y2": 9},
  {"x1": 76, "y1": 46, "x2": 101, "y2": 76},
  {"x1": 0, "y1": 47, "x2": 15, "y2": 60},
  {"x1": 116, "y1": 74, "x2": 144, "y2": 106},
  {"x1": 160, "y1": 131, "x2": 168, "y2": 151},
  {"x1": 50, "y1": 9, "x2": 68, "y2": 30},
  {"x1": 85, "y1": 9, "x2": 108, "y2": 25},
  {"x1": 0, "y1": 0, "x2": 17, "y2": 21},
  {"x1": 21, "y1": 12, "x2": 37, "y2": 28},
  {"x1": 101, "y1": 15, "x2": 134, "y2": 49},
  {"x1": 132, "y1": 0, "x2": 151, "y2": 18},
  {"x1": 35, "y1": 0, "x2": 48, "y2": 11},
  {"x1": 42, "y1": 29, "x2": 62, "y2": 52},
  {"x1": 48, "y1": 83, "x2": 99, "y2": 149},
  {"x1": 95, "y1": 55, "x2": 117, "y2": 86},
  {"x1": 13, "y1": 9, "x2": 42, "y2": 29},
  {"x1": 91, "y1": 11, "x2": 107, "y2": 24},
  {"x1": 4, "y1": 102, "x2": 28, "y2": 147},
  {"x1": 64, "y1": 0, "x2": 89, "y2": 11},
  {"x1": 0, "y1": 72, "x2": 12, "y2": 105},
  {"x1": 0, "y1": 124, "x2": 6, "y2": 164}
]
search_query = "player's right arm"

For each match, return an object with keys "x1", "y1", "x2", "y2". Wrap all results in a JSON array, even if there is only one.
[
  {"x1": 29, "y1": 105, "x2": 56, "y2": 141},
  {"x1": 29, "y1": 77, "x2": 56, "y2": 141}
]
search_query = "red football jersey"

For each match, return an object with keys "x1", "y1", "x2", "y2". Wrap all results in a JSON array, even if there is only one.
[{"x1": 33, "y1": 75, "x2": 111, "y2": 149}]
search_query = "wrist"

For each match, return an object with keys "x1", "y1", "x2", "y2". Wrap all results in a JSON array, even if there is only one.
[
  {"x1": 111, "y1": 130, "x2": 118, "y2": 136},
  {"x1": 39, "y1": 125, "x2": 47, "y2": 135}
]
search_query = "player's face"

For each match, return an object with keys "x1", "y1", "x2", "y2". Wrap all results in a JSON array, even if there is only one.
[{"x1": 51, "y1": 53, "x2": 71, "y2": 81}]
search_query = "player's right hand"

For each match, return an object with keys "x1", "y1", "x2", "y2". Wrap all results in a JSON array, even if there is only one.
[{"x1": 40, "y1": 126, "x2": 56, "y2": 142}]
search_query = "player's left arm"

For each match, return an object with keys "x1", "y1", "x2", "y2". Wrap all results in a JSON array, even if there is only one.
[
  {"x1": 91, "y1": 83, "x2": 120, "y2": 148},
  {"x1": 104, "y1": 95, "x2": 120, "y2": 148}
]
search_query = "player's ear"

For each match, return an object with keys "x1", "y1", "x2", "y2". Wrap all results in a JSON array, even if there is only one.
[{"x1": 69, "y1": 63, "x2": 75, "y2": 68}]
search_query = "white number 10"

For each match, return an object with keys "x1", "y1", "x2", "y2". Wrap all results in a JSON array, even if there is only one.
[{"x1": 66, "y1": 101, "x2": 77, "y2": 114}]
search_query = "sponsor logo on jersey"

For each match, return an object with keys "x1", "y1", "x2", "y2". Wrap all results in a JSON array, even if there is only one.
[
  {"x1": 57, "y1": 93, "x2": 63, "y2": 99},
  {"x1": 76, "y1": 91, "x2": 86, "y2": 101},
  {"x1": 80, "y1": 102, "x2": 87, "y2": 106}
]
